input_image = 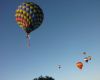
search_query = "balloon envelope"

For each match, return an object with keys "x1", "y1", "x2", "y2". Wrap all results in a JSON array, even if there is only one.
[
  {"x1": 58, "y1": 65, "x2": 61, "y2": 69},
  {"x1": 84, "y1": 57, "x2": 89, "y2": 63},
  {"x1": 76, "y1": 62, "x2": 83, "y2": 70},
  {"x1": 83, "y1": 52, "x2": 87, "y2": 55},
  {"x1": 88, "y1": 56, "x2": 92, "y2": 60}
]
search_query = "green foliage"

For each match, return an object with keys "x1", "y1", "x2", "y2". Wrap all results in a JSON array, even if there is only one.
[{"x1": 33, "y1": 76, "x2": 55, "y2": 80}]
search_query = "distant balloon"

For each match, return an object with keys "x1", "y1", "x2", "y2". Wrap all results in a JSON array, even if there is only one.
[
  {"x1": 83, "y1": 52, "x2": 87, "y2": 55},
  {"x1": 76, "y1": 62, "x2": 83, "y2": 70},
  {"x1": 57, "y1": 65, "x2": 61, "y2": 69},
  {"x1": 88, "y1": 56, "x2": 92, "y2": 60},
  {"x1": 84, "y1": 56, "x2": 92, "y2": 63},
  {"x1": 15, "y1": 2, "x2": 44, "y2": 47},
  {"x1": 84, "y1": 57, "x2": 88, "y2": 63}
]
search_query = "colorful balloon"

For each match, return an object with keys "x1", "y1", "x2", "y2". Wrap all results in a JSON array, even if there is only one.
[
  {"x1": 15, "y1": 2, "x2": 44, "y2": 47},
  {"x1": 87, "y1": 56, "x2": 92, "y2": 60},
  {"x1": 76, "y1": 62, "x2": 83, "y2": 70},
  {"x1": 84, "y1": 57, "x2": 88, "y2": 63}
]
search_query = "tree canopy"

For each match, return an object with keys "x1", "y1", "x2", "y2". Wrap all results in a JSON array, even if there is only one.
[{"x1": 33, "y1": 76, "x2": 55, "y2": 80}]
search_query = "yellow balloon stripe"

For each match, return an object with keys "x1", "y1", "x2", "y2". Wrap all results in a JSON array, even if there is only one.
[
  {"x1": 19, "y1": 9, "x2": 23, "y2": 13},
  {"x1": 26, "y1": 4, "x2": 30, "y2": 7},
  {"x1": 22, "y1": 6, "x2": 25, "y2": 9}
]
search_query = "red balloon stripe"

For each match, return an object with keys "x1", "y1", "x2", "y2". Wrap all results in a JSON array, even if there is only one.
[{"x1": 16, "y1": 17, "x2": 30, "y2": 28}]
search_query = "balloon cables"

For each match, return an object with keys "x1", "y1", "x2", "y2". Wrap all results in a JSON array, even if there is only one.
[{"x1": 26, "y1": 33, "x2": 30, "y2": 47}]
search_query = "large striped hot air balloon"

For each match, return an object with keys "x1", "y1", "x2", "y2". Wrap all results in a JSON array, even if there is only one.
[{"x1": 15, "y1": 2, "x2": 44, "y2": 47}]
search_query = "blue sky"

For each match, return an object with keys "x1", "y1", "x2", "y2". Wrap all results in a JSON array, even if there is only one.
[{"x1": 0, "y1": 0, "x2": 100, "y2": 80}]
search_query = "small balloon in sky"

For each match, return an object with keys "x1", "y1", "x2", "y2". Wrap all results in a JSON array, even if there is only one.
[
  {"x1": 87, "y1": 56, "x2": 92, "y2": 60},
  {"x1": 57, "y1": 65, "x2": 61, "y2": 69},
  {"x1": 76, "y1": 61, "x2": 83, "y2": 70},
  {"x1": 83, "y1": 52, "x2": 87, "y2": 55},
  {"x1": 84, "y1": 56, "x2": 92, "y2": 63},
  {"x1": 84, "y1": 57, "x2": 89, "y2": 63},
  {"x1": 15, "y1": 2, "x2": 44, "y2": 47}
]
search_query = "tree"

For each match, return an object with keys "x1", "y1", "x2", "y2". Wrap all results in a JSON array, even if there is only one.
[{"x1": 33, "y1": 76, "x2": 55, "y2": 80}]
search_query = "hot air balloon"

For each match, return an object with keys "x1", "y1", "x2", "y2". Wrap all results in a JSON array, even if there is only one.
[
  {"x1": 87, "y1": 56, "x2": 92, "y2": 60},
  {"x1": 57, "y1": 65, "x2": 61, "y2": 69},
  {"x1": 84, "y1": 57, "x2": 88, "y2": 63},
  {"x1": 15, "y1": 2, "x2": 44, "y2": 47},
  {"x1": 83, "y1": 52, "x2": 87, "y2": 55},
  {"x1": 76, "y1": 62, "x2": 83, "y2": 70}
]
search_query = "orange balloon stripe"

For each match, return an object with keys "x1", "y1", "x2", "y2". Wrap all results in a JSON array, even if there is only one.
[{"x1": 16, "y1": 17, "x2": 30, "y2": 28}]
